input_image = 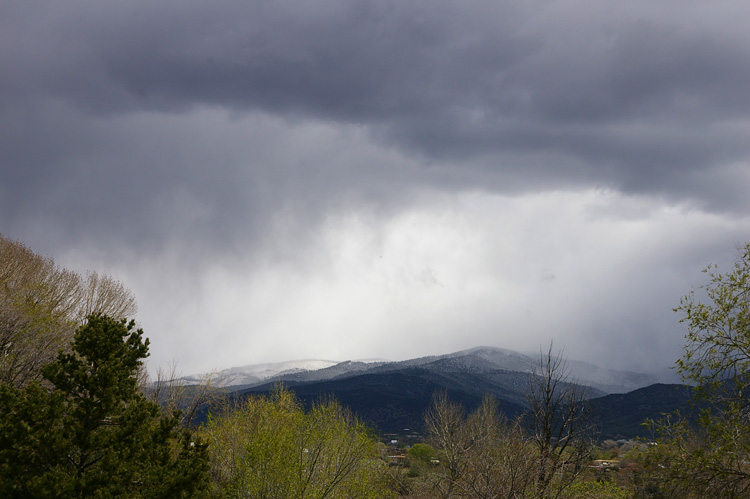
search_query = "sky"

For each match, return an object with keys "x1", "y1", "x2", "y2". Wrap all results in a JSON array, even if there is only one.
[{"x1": 2, "y1": 0, "x2": 749, "y2": 377}]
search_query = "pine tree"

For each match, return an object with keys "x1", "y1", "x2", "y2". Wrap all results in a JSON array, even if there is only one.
[{"x1": 0, "y1": 314, "x2": 210, "y2": 498}]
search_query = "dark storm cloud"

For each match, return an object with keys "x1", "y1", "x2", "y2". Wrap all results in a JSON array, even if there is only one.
[
  {"x1": 2, "y1": 0, "x2": 750, "y2": 375},
  {"x1": 3, "y1": 0, "x2": 750, "y2": 215}
]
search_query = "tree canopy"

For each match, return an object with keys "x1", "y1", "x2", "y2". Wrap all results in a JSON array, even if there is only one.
[
  {"x1": 0, "y1": 234, "x2": 137, "y2": 388},
  {"x1": 645, "y1": 243, "x2": 750, "y2": 497},
  {"x1": 0, "y1": 314, "x2": 210, "y2": 498},
  {"x1": 202, "y1": 387, "x2": 393, "y2": 499}
]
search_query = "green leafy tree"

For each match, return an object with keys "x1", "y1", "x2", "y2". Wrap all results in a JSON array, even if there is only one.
[
  {"x1": 676, "y1": 244, "x2": 750, "y2": 410},
  {"x1": 203, "y1": 387, "x2": 393, "y2": 499},
  {"x1": 408, "y1": 443, "x2": 437, "y2": 464},
  {"x1": 644, "y1": 243, "x2": 750, "y2": 497},
  {"x1": 0, "y1": 314, "x2": 210, "y2": 498}
]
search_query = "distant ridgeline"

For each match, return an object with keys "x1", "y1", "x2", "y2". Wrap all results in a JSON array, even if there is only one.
[{"x1": 188, "y1": 347, "x2": 694, "y2": 439}]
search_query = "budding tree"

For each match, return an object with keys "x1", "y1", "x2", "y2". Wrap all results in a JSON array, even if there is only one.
[
  {"x1": 646, "y1": 243, "x2": 750, "y2": 497},
  {"x1": 202, "y1": 387, "x2": 393, "y2": 499},
  {"x1": 0, "y1": 234, "x2": 136, "y2": 387}
]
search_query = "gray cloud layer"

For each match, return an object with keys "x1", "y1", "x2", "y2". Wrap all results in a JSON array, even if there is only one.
[
  {"x1": 6, "y1": 1, "x2": 750, "y2": 192},
  {"x1": 2, "y1": 0, "x2": 749, "y2": 373}
]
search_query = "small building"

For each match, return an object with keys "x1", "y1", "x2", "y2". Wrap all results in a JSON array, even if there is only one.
[{"x1": 591, "y1": 459, "x2": 620, "y2": 470}]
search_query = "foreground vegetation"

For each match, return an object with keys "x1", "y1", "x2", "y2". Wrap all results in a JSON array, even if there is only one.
[
  {"x1": 1, "y1": 234, "x2": 749, "y2": 497},
  {"x1": 0, "y1": 234, "x2": 137, "y2": 389},
  {"x1": 202, "y1": 388, "x2": 393, "y2": 498},
  {"x1": 0, "y1": 315, "x2": 210, "y2": 498}
]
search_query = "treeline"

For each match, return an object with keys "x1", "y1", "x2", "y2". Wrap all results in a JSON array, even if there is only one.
[{"x1": 1, "y1": 234, "x2": 749, "y2": 497}]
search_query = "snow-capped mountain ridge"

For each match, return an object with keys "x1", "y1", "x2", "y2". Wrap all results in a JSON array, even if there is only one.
[
  {"x1": 180, "y1": 359, "x2": 342, "y2": 387},
  {"x1": 182, "y1": 346, "x2": 672, "y2": 394}
]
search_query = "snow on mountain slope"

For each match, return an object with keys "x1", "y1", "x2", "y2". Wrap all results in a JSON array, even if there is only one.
[
  {"x1": 180, "y1": 346, "x2": 667, "y2": 394},
  {"x1": 180, "y1": 359, "x2": 341, "y2": 387}
]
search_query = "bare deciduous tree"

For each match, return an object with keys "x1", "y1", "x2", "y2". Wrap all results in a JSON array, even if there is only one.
[
  {"x1": 0, "y1": 233, "x2": 137, "y2": 388},
  {"x1": 143, "y1": 361, "x2": 225, "y2": 426},
  {"x1": 424, "y1": 391, "x2": 473, "y2": 498},
  {"x1": 528, "y1": 344, "x2": 592, "y2": 498},
  {"x1": 420, "y1": 393, "x2": 537, "y2": 499},
  {"x1": 462, "y1": 396, "x2": 536, "y2": 499},
  {"x1": 78, "y1": 271, "x2": 137, "y2": 322}
]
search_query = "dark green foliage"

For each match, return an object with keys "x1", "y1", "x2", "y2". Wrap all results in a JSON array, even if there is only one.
[{"x1": 0, "y1": 314, "x2": 210, "y2": 498}]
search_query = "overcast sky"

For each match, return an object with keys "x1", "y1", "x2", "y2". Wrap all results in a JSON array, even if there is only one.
[{"x1": 2, "y1": 0, "x2": 749, "y2": 377}]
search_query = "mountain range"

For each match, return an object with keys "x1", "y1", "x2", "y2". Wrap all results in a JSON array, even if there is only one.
[
  {"x1": 187, "y1": 347, "x2": 692, "y2": 439},
  {"x1": 184, "y1": 346, "x2": 672, "y2": 394}
]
